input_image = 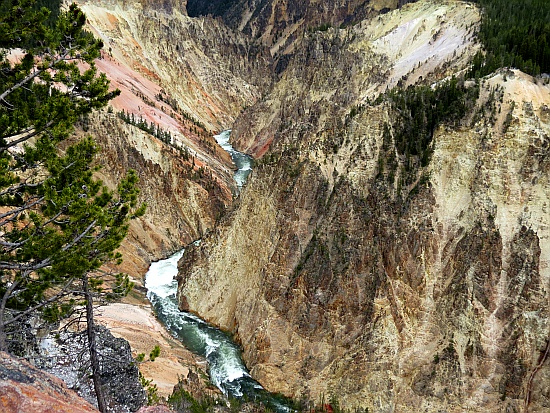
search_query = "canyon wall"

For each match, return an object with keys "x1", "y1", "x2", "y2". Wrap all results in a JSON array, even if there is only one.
[
  {"x1": 74, "y1": 111, "x2": 234, "y2": 277},
  {"x1": 80, "y1": 0, "x2": 272, "y2": 131},
  {"x1": 178, "y1": 1, "x2": 550, "y2": 412},
  {"x1": 74, "y1": 0, "x2": 273, "y2": 274},
  {"x1": 188, "y1": 0, "x2": 399, "y2": 55}
]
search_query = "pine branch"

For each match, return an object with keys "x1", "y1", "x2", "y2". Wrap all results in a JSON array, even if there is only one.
[
  {"x1": 0, "y1": 120, "x2": 56, "y2": 153},
  {"x1": 0, "y1": 48, "x2": 74, "y2": 103},
  {"x1": 4, "y1": 276, "x2": 77, "y2": 326},
  {"x1": 0, "y1": 196, "x2": 45, "y2": 225}
]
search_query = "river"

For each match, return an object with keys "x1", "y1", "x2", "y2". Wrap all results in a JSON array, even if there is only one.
[
  {"x1": 145, "y1": 132, "x2": 292, "y2": 411},
  {"x1": 214, "y1": 129, "x2": 253, "y2": 191}
]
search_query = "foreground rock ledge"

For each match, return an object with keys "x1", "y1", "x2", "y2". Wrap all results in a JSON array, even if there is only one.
[{"x1": 0, "y1": 351, "x2": 99, "y2": 413}]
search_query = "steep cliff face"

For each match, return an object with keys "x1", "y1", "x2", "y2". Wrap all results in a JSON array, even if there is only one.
[
  {"x1": 187, "y1": 0, "x2": 425, "y2": 62},
  {"x1": 80, "y1": 0, "x2": 272, "y2": 131},
  {"x1": 231, "y1": 0, "x2": 479, "y2": 156},
  {"x1": 75, "y1": 111, "x2": 234, "y2": 277},
  {"x1": 188, "y1": 0, "x2": 399, "y2": 53},
  {"x1": 178, "y1": 1, "x2": 550, "y2": 411},
  {"x1": 71, "y1": 0, "x2": 275, "y2": 276},
  {"x1": 38, "y1": 325, "x2": 147, "y2": 412}
]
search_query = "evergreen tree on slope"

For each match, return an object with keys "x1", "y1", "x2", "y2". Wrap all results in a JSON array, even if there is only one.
[{"x1": 0, "y1": 0, "x2": 143, "y2": 359}]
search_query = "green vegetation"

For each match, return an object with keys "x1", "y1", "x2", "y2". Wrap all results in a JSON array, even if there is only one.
[
  {"x1": 116, "y1": 110, "x2": 194, "y2": 162},
  {"x1": 117, "y1": 110, "x2": 174, "y2": 144},
  {"x1": 308, "y1": 23, "x2": 332, "y2": 33},
  {"x1": 140, "y1": 373, "x2": 161, "y2": 405},
  {"x1": 169, "y1": 386, "x2": 221, "y2": 413},
  {"x1": 471, "y1": 0, "x2": 550, "y2": 76},
  {"x1": 371, "y1": 76, "x2": 480, "y2": 200},
  {"x1": 384, "y1": 77, "x2": 479, "y2": 168},
  {"x1": 34, "y1": 0, "x2": 60, "y2": 28},
  {"x1": 186, "y1": 0, "x2": 238, "y2": 18},
  {"x1": 0, "y1": 2, "x2": 144, "y2": 410},
  {"x1": 149, "y1": 344, "x2": 161, "y2": 361},
  {"x1": 156, "y1": 91, "x2": 208, "y2": 131},
  {"x1": 135, "y1": 345, "x2": 162, "y2": 405}
]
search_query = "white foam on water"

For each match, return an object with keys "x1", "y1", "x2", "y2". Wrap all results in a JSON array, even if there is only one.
[
  {"x1": 145, "y1": 250, "x2": 184, "y2": 298},
  {"x1": 219, "y1": 358, "x2": 250, "y2": 382},
  {"x1": 142, "y1": 157, "x2": 291, "y2": 411},
  {"x1": 183, "y1": 311, "x2": 209, "y2": 325},
  {"x1": 214, "y1": 130, "x2": 233, "y2": 150},
  {"x1": 214, "y1": 130, "x2": 253, "y2": 190},
  {"x1": 144, "y1": 253, "x2": 281, "y2": 407},
  {"x1": 199, "y1": 331, "x2": 221, "y2": 356}
]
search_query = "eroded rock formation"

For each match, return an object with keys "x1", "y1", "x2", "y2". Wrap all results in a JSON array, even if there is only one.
[
  {"x1": 188, "y1": 0, "x2": 400, "y2": 56},
  {"x1": 74, "y1": 111, "x2": 235, "y2": 277},
  {"x1": 80, "y1": 0, "x2": 272, "y2": 131},
  {"x1": 74, "y1": 0, "x2": 274, "y2": 277},
  {"x1": 45, "y1": 0, "x2": 550, "y2": 411},
  {"x1": 37, "y1": 325, "x2": 147, "y2": 412},
  {"x1": 178, "y1": 1, "x2": 550, "y2": 412}
]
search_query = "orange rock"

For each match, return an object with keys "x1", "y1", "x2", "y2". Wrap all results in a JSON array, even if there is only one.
[{"x1": 0, "y1": 352, "x2": 99, "y2": 413}]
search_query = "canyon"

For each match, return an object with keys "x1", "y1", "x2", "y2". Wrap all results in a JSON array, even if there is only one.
[
  {"x1": 27, "y1": 0, "x2": 549, "y2": 412},
  {"x1": 177, "y1": 1, "x2": 550, "y2": 413}
]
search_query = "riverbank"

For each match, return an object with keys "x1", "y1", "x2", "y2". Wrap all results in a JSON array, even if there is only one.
[{"x1": 96, "y1": 302, "x2": 206, "y2": 399}]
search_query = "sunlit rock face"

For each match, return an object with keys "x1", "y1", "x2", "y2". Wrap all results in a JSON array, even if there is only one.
[
  {"x1": 80, "y1": 0, "x2": 272, "y2": 132},
  {"x1": 178, "y1": 1, "x2": 550, "y2": 412}
]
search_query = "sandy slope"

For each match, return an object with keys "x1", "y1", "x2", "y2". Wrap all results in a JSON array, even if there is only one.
[{"x1": 96, "y1": 303, "x2": 207, "y2": 398}]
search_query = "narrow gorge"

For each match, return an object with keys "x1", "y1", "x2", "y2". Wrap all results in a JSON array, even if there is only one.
[
  {"x1": 1, "y1": 0, "x2": 548, "y2": 412},
  {"x1": 87, "y1": 0, "x2": 550, "y2": 411}
]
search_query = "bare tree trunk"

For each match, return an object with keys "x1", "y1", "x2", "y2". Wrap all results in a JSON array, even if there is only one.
[
  {"x1": 0, "y1": 322, "x2": 7, "y2": 352},
  {"x1": 0, "y1": 291, "x2": 7, "y2": 352},
  {"x1": 0, "y1": 277, "x2": 22, "y2": 353},
  {"x1": 83, "y1": 274, "x2": 108, "y2": 413}
]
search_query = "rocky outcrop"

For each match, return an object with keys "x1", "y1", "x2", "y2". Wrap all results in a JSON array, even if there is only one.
[
  {"x1": 0, "y1": 351, "x2": 99, "y2": 413},
  {"x1": 178, "y1": 1, "x2": 550, "y2": 412},
  {"x1": 137, "y1": 407, "x2": 174, "y2": 413},
  {"x1": 96, "y1": 303, "x2": 208, "y2": 399},
  {"x1": 38, "y1": 325, "x2": 147, "y2": 412}
]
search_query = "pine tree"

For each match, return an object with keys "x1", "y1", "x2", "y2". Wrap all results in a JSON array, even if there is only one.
[{"x1": 0, "y1": 0, "x2": 143, "y2": 355}]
